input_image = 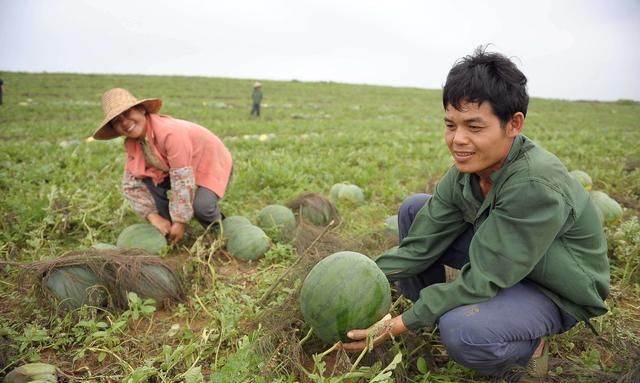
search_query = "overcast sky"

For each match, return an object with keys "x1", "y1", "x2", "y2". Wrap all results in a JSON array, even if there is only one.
[{"x1": 1, "y1": 0, "x2": 639, "y2": 101}]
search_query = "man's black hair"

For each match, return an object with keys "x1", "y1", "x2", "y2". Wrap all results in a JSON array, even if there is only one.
[{"x1": 443, "y1": 46, "x2": 529, "y2": 125}]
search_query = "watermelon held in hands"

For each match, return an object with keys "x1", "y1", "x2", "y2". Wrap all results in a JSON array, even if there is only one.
[
  {"x1": 569, "y1": 170, "x2": 593, "y2": 191},
  {"x1": 117, "y1": 223, "x2": 167, "y2": 255},
  {"x1": 226, "y1": 225, "x2": 271, "y2": 261},
  {"x1": 256, "y1": 204, "x2": 296, "y2": 243},
  {"x1": 299, "y1": 251, "x2": 392, "y2": 344},
  {"x1": 589, "y1": 190, "x2": 623, "y2": 223}
]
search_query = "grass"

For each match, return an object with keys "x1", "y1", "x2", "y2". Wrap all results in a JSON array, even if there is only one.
[{"x1": 0, "y1": 72, "x2": 639, "y2": 382}]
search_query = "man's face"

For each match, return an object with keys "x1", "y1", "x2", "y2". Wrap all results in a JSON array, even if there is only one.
[{"x1": 444, "y1": 101, "x2": 520, "y2": 176}]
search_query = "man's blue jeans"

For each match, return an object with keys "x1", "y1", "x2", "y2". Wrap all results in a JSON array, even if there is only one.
[{"x1": 395, "y1": 193, "x2": 577, "y2": 376}]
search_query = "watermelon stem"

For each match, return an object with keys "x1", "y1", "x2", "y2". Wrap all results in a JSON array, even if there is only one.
[
  {"x1": 351, "y1": 315, "x2": 394, "y2": 372},
  {"x1": 87, "y1": 346, "x2": 134, "y2": 373},
  {"x1": 318, "y1": 342, "x2": 340, "y2": 359},
  {"x1": 298, "y1": 327, "x2": 314, "y2": 347},
  {"x1": 350, "y1": 345, "x2": 369, "y2": 373},
  {"x1": 193, "y1": 284, "x2": 216, "y2": 319},
  {"x1": 0, "y1": 260, "x2": 23, "y2": 266}
]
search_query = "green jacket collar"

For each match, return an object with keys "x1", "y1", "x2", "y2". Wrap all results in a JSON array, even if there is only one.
[{"x1": 458, "y1": 134, "x2": 528, "y2": 188}]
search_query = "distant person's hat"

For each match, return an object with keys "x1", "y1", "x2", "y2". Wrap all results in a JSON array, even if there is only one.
[
  {"x1": 93, "y1": 88, "x2": 162, "y2": 140},
  {"x1": 254, "y1": 82, "x2": 262, "y2": 88}
]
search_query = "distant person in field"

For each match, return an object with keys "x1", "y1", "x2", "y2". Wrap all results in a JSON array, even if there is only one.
[
  {"x1": 342, "y1": 47, "x2": 610, "y2": 381},
  {"x1": 92, "y1": 88, "x2": 233, "y2": 244},
  {"x1": 251, "y1": 82, "x2": 263, "y2": 117},
  {"x1": 0, "y1": 78, "x2": 4, "y2": 105}
]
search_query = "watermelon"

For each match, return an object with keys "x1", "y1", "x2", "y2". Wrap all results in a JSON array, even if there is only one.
[
  {"x1": 222, "y1": 215, "x2": 252, "y2": 240},
  {"x1": 299, "y1": 251, "x2": 391, "y2": 344},
  {"x1": 3, "y1": 363, "x2": 58, "y2": 383},
  {"x1": 383, "y1": 215, "x2": 399, "y2": 239},
  {"x1": 569, "y1": 170, "x2": 593, "y2": 191},
  {"x1": 117, "y1": 223, "x2": 167, "y2": 254},
  {"x1": 256, "y1": 204, "x2": 296, "y2": 242},
  {"x1": 45, "y1": 266, "x2": 105, "y2": 309},
  {"x1": 330, "y1": 183, "x2": 347, "y2": 200},
  {"x1": 301, "y1": 204, "x2": 333, "y2": 226},
  {"x1": 337, "y1": 184, "x2": 365, "y2": 205},
  {"x1": 226, "y1": 225, "x2": 271, "y2": 260},
  {"x1": 131, "y1": 264, "x2": 182, "y2": 303},
  {"x1": 590, "y1": 191, "x2": 623, "y2": 223},
  {"x1": 286, "y1": 192, "x2": 339, "y2": 227}
]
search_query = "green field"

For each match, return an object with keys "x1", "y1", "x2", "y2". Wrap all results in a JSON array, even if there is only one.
[{"x1": 0, "y1": 72, "x2": 639, "y2": 382}]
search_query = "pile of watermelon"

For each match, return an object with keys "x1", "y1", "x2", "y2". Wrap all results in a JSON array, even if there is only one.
[{"x1": 222, "y1": 184, "x2": 364, "y2": 261}]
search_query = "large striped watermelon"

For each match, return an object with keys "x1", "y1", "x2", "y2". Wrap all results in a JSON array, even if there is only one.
[
  {"x1": 299, "y1": 251, "x2": 391, "y2": 344},
  {"x1": 117, "y1": 223, "x2": 167, "y2": 254}
]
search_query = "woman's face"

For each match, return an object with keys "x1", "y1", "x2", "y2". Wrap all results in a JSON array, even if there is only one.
[{"x1": 110, "y1": 105, "x2": 147, "y2": 139}]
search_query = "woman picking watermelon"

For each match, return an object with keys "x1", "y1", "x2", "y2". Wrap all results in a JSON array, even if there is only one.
[
  {"x1": 92, "y1": 88, "x2": 233, "y2": 244},
  {"x1": 342, "y1": 48, "x2": 609, "y2": 382}
]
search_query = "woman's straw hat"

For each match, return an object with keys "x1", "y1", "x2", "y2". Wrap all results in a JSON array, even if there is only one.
[
  {"x1": 254, "y1": 82, "x2": 262, "y2": 88},
  {"x1": 93, "y1": 88, "x2": 162, "y2": 140}
]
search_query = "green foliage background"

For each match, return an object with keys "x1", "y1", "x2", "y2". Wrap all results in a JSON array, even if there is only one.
[{"x1": 0, "y1": 72, "x2": 639, "y2": 382}]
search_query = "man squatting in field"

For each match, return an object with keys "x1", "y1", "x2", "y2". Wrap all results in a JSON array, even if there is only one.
[
  {"x1": 92, "y1": 88, "x2": 233, "y2": 244},
  {"x1": 342, "y1": 48, "x2": 610, "y2": 380}
]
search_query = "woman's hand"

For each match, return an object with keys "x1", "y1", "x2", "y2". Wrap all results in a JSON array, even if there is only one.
[
  {"x1": 147, "y1": 213, "x2": 171, "y2": 236},
  {"x1": 168, "y1": 222, "x2": 186, "y2": 244},
  {"x1": 340, "y1": 314, "x2": 408, "y2": 352}
]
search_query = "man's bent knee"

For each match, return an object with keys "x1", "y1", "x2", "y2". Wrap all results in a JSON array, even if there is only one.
[
  {"x1": 439, "y1": 309, "x2": 511, "y2": 374},
  {"x1": 399, "y1": 193, "x2": 431, "y2": 217}
]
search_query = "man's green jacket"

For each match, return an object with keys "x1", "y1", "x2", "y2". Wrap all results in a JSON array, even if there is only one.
[{"x1": 376, "y1": 135, "x2": 610, "y2": 331}]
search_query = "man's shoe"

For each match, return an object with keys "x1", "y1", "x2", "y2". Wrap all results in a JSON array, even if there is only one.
[{"x1": 519, "y1": 338, "x2": 549, "y2": 382}]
